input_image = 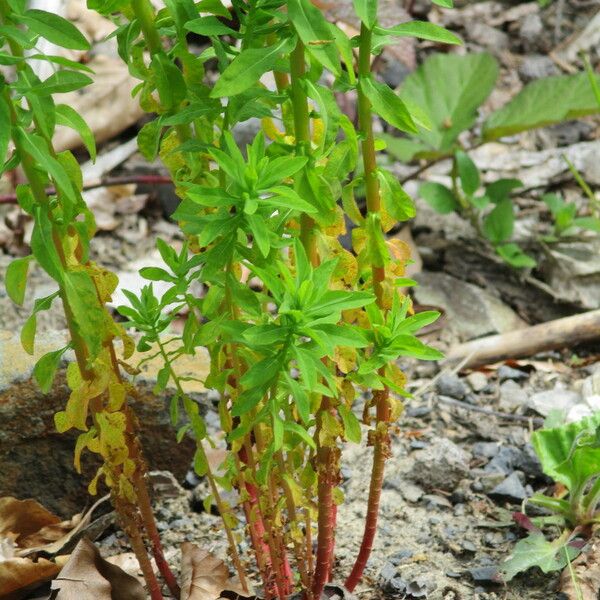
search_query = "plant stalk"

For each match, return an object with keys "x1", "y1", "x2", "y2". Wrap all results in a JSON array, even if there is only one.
[{"x1": 345, "y1": 23, "x2": 393, "y2": 592}]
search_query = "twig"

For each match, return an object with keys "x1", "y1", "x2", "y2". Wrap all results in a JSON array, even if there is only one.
[
  {"x1": 0, "y1": 174, "x2": 173, "y2": 204},
  {"x1": 436, "y1": 395, "x2": 544, "y2": 425}
]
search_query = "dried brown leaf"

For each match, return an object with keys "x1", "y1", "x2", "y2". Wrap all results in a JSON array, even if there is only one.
[
  {"x1": 0, "y1": 556, "x2": 60, "y2": 600},
  {"x1": 180, "y1": 543, "x2": 250, "y2": 600},
  {"x1": 0, "y1": 498, "x2": 60, "y2": 546},
  {"x1": 559, "y1": 539, "x2": 600, "y2": 600},
  {"x1": 51, "y1": 538, "x2": 145, "y2": 600}
]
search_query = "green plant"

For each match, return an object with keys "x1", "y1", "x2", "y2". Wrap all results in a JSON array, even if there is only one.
[
  {"x1": 2, "y1": 0, "x2": 458, "y2": 596},
  {"x1": 88, "y1": 0, "x2": 451, "y2": 597},
  {"x1": 500, "y1": 413, "x2": 600, "y2": 581},
  {"x1": 0, "y1": 2, "x2": 179, "y2": 598},
  {"x1": 381, "y1": 52, "x2": 600, "y2": 269}
]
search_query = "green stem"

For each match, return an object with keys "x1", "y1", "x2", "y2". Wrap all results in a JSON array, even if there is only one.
[
  {"x1": 130, "y1": 0, "x2": 162, "y2": 55},
  {"x1": 345, "y1": 22, "x2": 392, "y2": 593}
]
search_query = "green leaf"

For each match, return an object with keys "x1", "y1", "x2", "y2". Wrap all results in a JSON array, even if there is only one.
[
  {"x1": 246, "y1": 213, "x2": 271, "y2": 257},
  {"x1": 400, "y1": 53, "x2": 498, "y2": 154},
  {"x1": 196, "y1": 0, "x2": 231, "y2": 18},
  {"x1": 483, "y1": 198, "x2": 513, "y2": 244},
  {"x1": 353, "y1": 0, "x2": 377, "y2": 29},
  {"x1": 499, "y1": 533, "x2": 580, "y2": 581},
  {"x1": 30, "y1": 208, "x2": 64, "y2": 282},
  {"x1": 485, "y1": 178, "x2": 522, "y2": 203},
  {"x1": 378, "y1": 169, "x2": 415, "y2": 221},
  {"x1": 137, "y1": 119, "x2": 163, "y2": 161},
  {"x1": 360, "y1": 76, "x2": 417, "y2": 133},
  {"x1": 20, "y1": 292, "x2": 59, "y2": 355},
  {"x1": 5, "y1": 256, "x2": 32, "y2": 305},
  {"x1": 211, "y1": 37, "x2": 295, "y2": 98},
  {"x1": 338, "y1": 404, "x2": 361, "y2": 443},
  {"x1": 419, "y1": 181, "x2": 458, "y2": 214},
  {"x1": 286, "y1": 374, "x2": 310, "y2": 424},
  {"x1": 30, "y1": 71, "x2": 92, "y2": 95},
  {"x1": 264, "y1": 186, "x2": 317, "y2": 213},
  {"x1": 573, "y1": 216, "x2": 600, "y2": 233},
  {"x1": 259, "y1": 156, "x2": 308, "y2": 189},
  {"x1": 18, "y1": 9, "x2": 90, "y2": 50},
  {"x1": 185, "y1": 16, "x2": 236, "y2": 36},
  {"x1": 376, "y1": 21, "x2": 461, "y2": 45},
  {"x1": 431, "y1": 0, "x2": 453, "y2": 6},
  {"x1": 455, "y1": 150, "x2": 479, "y2": 196},
  {"x1": 27, "y1": 54, "x2": 94, "y2": 73},
  {"x1": 287, "y1": 0, "x2": 340, "y2": 76},
  {"x1": 151, "y1": 53, "x2": 186, "y2": 111},
  {"x1": 55, "y1": 104, "x2": 96, "y2": 160},
  {"x1": 484, "y1": 72, "x2": 600, "y2": 140},
  {"x1": 0, "y1": 93, "x2": 10, "y2": 169},
  {"x1": 531, "y1": 412, "x2": 600, "y2": 491},
  {"x1": 34, "y1": 346, "x2": 68, "y2": 393},
  {"x1": 496, "y1": 243, "x2": 536, "y2": 268}
]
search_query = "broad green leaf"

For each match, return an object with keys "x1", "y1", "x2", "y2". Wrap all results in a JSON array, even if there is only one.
[
  {"x1": 0, "y1": 93, "x2": 10, "y2": 168},
  {"x1": 353, "y1": 0, "x2": 377, "y2": 29},
  {"x1": 185, "y1": 16, "x2": 236, "y2": 36},
  {"x1": 196, "y1": 0, "x2": 231, "y2": 18},
  {"x1": 211, "y1": 37, "x2": 295, "y2": 98},
  {"x1": 455, "y1": 150, "x2": 479, "y2": 196},
  {"x1": 432, "y1": 0, "x2": 453, "y2": 6},
  {"x1": 5, "y1": 256, "x2": 32, "y2": 305},
  {"x1": 499, "y1": 533, "x2": 579, "y2": 581},
  {"x1": 483, "y1": 198, "x2": 513, "y2": 244},
  {"x1": 18, "y1": 9, "x2": 90, "y2": 50},
  {"x1": 137, "y1": 119, "x2": 162, "y2": 161},
  {"x1": 399, "y1": 53, "x2": 498, "y2": 155},
  {"x1": 259, "y1": 156, "x2": 308, "y2": 189},
  {"x1": 376, "y1": 21, "x2": 461, "y2": 45},
  {"x1": 419, "y1": 181, "x2": 458, "y2": 214},
  {"x1": 338, "y1": 404, "x2": 361, "y2": 443},
  {"x1": 55, "y1": 104, "x2": 96, "y2": 160},
  {"x1": 360, "y1": 76, "x2": 417, "y2": 133},
  {"x1": 485, "y1": 178, "x2": 522, "y2": 203},
  {"x1": 30, "y1": 71, "x2": 92, "y2": 95},
  {"x1": 34, "y1": 346, "x2": 68, "y2": 393},
  {"x1": 20, "y1": 291, "x2": 59, "y2": 355},
  {"x1": 484, "y1": 72, "x2": 600, "y2": 140},
  {"x1": 531, "y1": 412, "x2": 600, "y2": 491},
  {"x1": 288, "y1": 0, "x2": 340, "y2": 76}
]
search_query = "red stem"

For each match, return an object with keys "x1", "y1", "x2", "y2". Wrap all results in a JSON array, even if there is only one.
[{"x1": 0, "y1": 174, "x2": 173, "y2": 204}]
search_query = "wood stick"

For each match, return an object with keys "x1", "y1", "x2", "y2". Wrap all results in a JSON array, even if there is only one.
[{"x1": 445, "y1": 309, "x2": 600, "y2": 369}]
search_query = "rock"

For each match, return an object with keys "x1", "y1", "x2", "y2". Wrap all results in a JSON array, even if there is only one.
[
  {"x1": 472, "y1": 442, "x2": 500, "y2": 460},
  {"x1": 378, "y1": 563, "x2": 407, "y2": 595},
  {"x1": 467, "y1": 372, "x2": 488, "y2": 392},
  {"x1": 0, "y1": 329, "x2": 199, "y2": 517},
  {"x1": 518, "y1": 14, "x2": 545, "y2": 52},
  {"x1": 527, "y1": 387, "x2": 581, "y2": 416},
  {"x1": 497, "y1": 365, "x2": 529, "y2": 382},
  {"x1": 436, "y1": 373, "x2": 467, "y2": 400},
  {"x1": 484, "y1": 445, "x2": 523, "y2": 475},
  {"x1": 469, "y1": 565, "x2": 500, "y2": 584},
  {"x1": 518, "y1": 55, "x2": 559, "y2": 83},
  {"x1": 498, "y1": 380, "x2": 528, "y2": 412},
  {"x1": 401, "y1": 482, "x2": 425, "y2": 503},
  {"x1": 409, "y1": 438, "x2": 472, "y2": 492},
  {"x1": 413, "y1": 272, "x2": 526, "y2": 341},
  {"x1": 488, "y1": 472, "x2": 528, "y2": 503},
  {"x1": 469, "y1": 23, "x2": 509, "y2": 52}
]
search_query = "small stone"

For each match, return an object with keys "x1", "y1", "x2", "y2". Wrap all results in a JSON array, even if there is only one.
[
  {"x1": 387, "y1": 549, "x2": 414, "y2": 566},
  {"x1": 488, "y1": 472, "x2": 528, "y2": 503},
  {"x1": 400, "y1": 482, "x2": 425, "y2": 503},
  {"x1": 518, "y1": 55, "x2": 558, "y2": 82},
  {"x1": 409, "y1": 438, "x2": 472, "y2": 492},
  {"x1": 406, "y1": 405, "x2": 432, "y2": 418},
  {"x1": 498, "y1": 380, "x2": 528, "y2": 412},
  {"x1": 469, "y1": 566, "x2": 500, "y2": 584},
  {"x1": 528, "y1": 387, "x2": 581, "y2": 416},
  {"x1": 519, "y1": 14, "x2": 545, "y2": 52},
  {"x1": 484, "y1": 445, "x2": 523, "y2": 475},
  {"x1": 423, "y1": 494, "x2": 453, "y2": 509},
  {"x1": 467, "y1": 371, "x2": 488, "y2": 392},
  {"x1": 469, "y1": 23, "x2": 509, "y2": 51},
  {"x1": 462, "y1": 540, "x2": 477, "y2": 552},
  {"x1": 472, "y1": 442, "x2": 500, "y2": 460},
  {"x1": 436, "y1": 373, "x2": 467, "y2": 400},
  {"x1": 497, "y1": 365, "x2": 529, "y2": 382}
]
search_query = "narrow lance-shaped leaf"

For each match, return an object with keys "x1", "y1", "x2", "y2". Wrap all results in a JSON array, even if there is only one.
[
  {"x1": 353, "y1": 0, "x2": 377, "y2": 29},
  {"x1": 5, "y1": 255, "x2": 32, "y2": 305},
  {"x1": 211, "y1": 37, "x2": 296, "y2": 98},
  {"x1": 375, "y1": 21, "x2": 461, "y2": 45},
  {"x1": 55, "y1": 104, "x2": 96, "y2": 161},
  {"x1": 0, "y1": 92, "x2": 10, "y2": 170},
  {"x1": 17, "y1": 10, "x2": 90, "y2": 50}
]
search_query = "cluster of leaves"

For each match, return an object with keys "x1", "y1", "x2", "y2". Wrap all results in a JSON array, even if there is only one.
[
  {"x1": 379, "y1": 52, "x2": 600, "y2": 269},
  {"x1": 500, "y1": 413, "x2": 600, "y2": 581}
]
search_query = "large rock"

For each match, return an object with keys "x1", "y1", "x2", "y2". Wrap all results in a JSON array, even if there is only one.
[{"x1": 0, "y1": 330, "x2": 210, "y2": 517}]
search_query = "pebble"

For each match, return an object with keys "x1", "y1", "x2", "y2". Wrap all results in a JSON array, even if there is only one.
[
  {"x1": 497, "y1": 365, "x2": 529, "y2": 382},
  {"x1": 409, "y1": 438, "x2": 472, "y2": 492},
  {"x1": 469, "y1": 565, "x2": 500, "y2": 584},
  {"x1": 472, "y1": 442, "x2": 500, "y2": 460},
  {"x1": 400, "y1": 482, "x2": 425, "y2": 503},
  {"x1": 488, "y1": 472, "x2": 528, "y2": 503},
  {"x1": 518, "y1": 56, "x2": 559, "y2": 83},
  {"x1": 469, "y1": 23, "x2": 509, "y2": 51},
  {"x1": 527, "y1": 387, "x2": 581, "y2": 416},
  {"x1": 498, "y1": 380, "x2": 528, "y2": 412},
  {"x1": 436, "y1": 373, "x2": 467, "y2": 400},
  {"x1": 467, "y1": 371, "x2": 488, "y2": 392}
]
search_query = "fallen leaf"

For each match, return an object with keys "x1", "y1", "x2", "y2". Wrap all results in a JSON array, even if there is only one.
[
  {"x1": 0, "y1": 556, "x2": 60, "y2": 600},
  {"x1": 0, "y1": 498, "x2": 60, "y2": 546},
  {"x1": 560, "y1": 539, "x2": 600, "y2": 600},
  {"x1": 180, "y1": 543, "x2": 251, "y2": 600},
  {"x1": 51, "y1": 538, "x2": 145, "y2": 600}
]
